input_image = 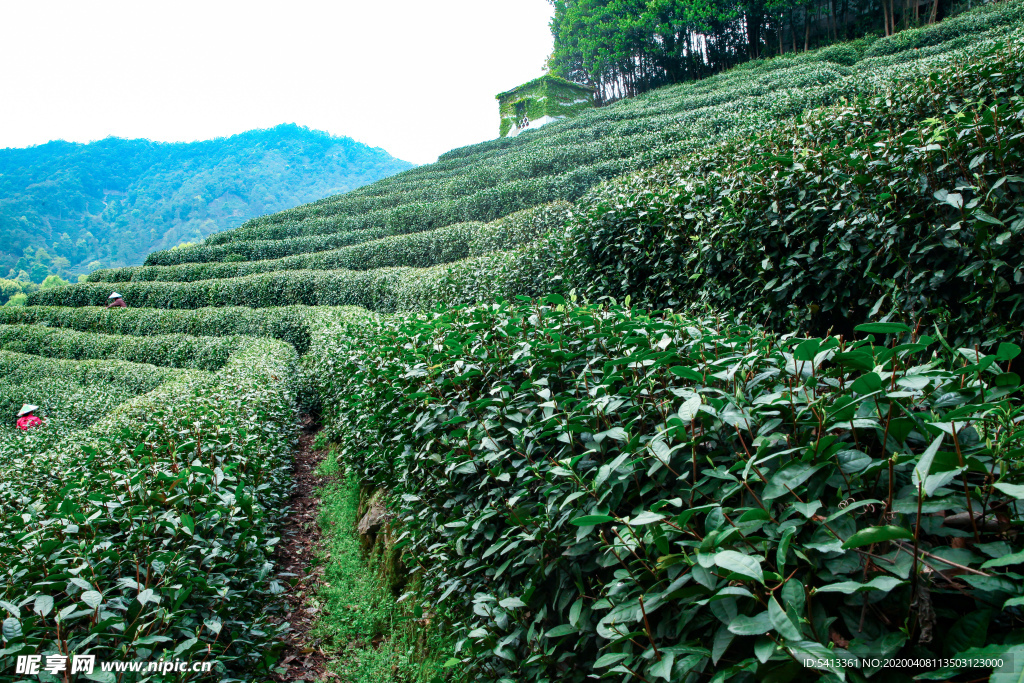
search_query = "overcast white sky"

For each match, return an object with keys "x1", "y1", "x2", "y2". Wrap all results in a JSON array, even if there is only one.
[{"x1": 0, "y1": 0, "x2": 555, "y2": 165}]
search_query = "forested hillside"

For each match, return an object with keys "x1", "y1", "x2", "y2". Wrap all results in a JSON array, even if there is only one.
[
  {"x1": 3, "y1": 2, "x2": 1024, "y2": 682},
  {"x1": 0, "y1": 124, "x2": 412, "y2": 286},
  {"x1": 547, "y1": 0, "x2": 976, "y2": 102}
]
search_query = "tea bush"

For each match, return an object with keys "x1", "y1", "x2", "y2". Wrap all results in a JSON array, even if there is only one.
[
  {"x1": 0, "y1": 305, "x2": 315, "y2": 352},
  {"x1": 0, "y1": 324, "x2": 247, "y2": 371},
  {"x1": 35, "y1": 245, "x2": 569, "y2": 313},
  {"x1": 143, "y1": 223, "x2": 401, "y2": 266},
  {"x1": 0, "y1": 338, "x2": 298, "y2": 679},
  {"x1": 864, "y1": 0, "x2": 1024, "y2": 57},
  {"x1": 308, "y1": 298, "x2": 1024, "y2": 682},
  {"x1": 0, "y1": 351, "x2": 202, "y2": 460},
  {"x1": 0, "y1": 351, "x2": 195, "y2": 436},
  {"x1": 90, "y1": 222, "x2": 485, "y2": 283},
  {"x1": 27, "y1": 269, "x2": 415, "y2": 311},
  {"x1": 389, "y1": 231, "x2": 571, "y2": 313},
  {"x1": 569, "y1": 37, "x2": 1024, "y2": 347},
  {"x1": 88, "y1": 202, "x2": 572, "y2": 284}
]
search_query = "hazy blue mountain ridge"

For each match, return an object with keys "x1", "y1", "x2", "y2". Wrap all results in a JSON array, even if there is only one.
[{"x1": 0, "y1": 124, "x2": 414, "y2": 281}]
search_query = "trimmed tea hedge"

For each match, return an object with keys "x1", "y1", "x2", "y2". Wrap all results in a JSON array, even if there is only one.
[
  {"x1": 0, "y1": 305, "x2": 315, "y2": 352},
  {"x1": 0, "y1": 324, "x2": 247, "y2": 371},
  {"x1": 308, "y1": 298, "x2": 1024, "y2": 682},
  {"x1": 90, "y1": 222, "x2": 485, "y2": 284},
  {"x1": 34, "y1": 238, "x2": 568, "y2": 313},
  {"x1": 0, "y1": 351, "x2": 202, "y2": 457},
  {"x1": 88, "y1": 202, "x2": 572, "y2": 284},
  {"x1": 0, "y1": 338, "x2": 298, "y2": 679},
  {"x1": 27, "y1": 269, "x2": 415, "y2": 311},
  {"x1": 569, "y1": 35, "x2": 1024, "y2": 347},
  {"x1": 864, "y1": 0, "x2": 1024, "y2": 57},
  {"x1": 0, "y1": 351, "x2": 195, "y2": 431}
]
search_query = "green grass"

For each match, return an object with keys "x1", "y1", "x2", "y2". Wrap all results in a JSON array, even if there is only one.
[{"x1": 311, "y1": 454, "x2": 455, "y2": 683}]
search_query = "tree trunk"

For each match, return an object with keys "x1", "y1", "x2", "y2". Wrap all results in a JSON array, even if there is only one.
[
  {"x1": 928, "y1": 0, "x2": 938, "y2": 23},
  {"x1": 815, "y1": 0, "x2": 822, "y2": 48},
  {"x1": 779, "y1": 13, "x2": 784, "y2": 55},
  {"x1": 746, "y1": 12, "x2": 763, "y2": 59},
  {"x1": 804, "y1": 5, "x2": 811, "y2": 50},
  {"x1": 791, "y1": 7, "x2": 797, "y2": 52},
  {"x1": 882, "y1": 0, "x2": 891, "y2": 36}
]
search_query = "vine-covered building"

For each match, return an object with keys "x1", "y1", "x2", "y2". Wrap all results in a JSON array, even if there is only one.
[{"x1": 496, "y1": 75, "x2": 596, "y2": 138}]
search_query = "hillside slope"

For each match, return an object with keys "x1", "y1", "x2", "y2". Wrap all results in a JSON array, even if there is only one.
[
  {"x1": 111, "y1": 0, "x2": 1021, "y2": 272},
  {"x1": 0, "y1": 123, "x2": 413, "y2": 281},
  {"x1": 6, "y1": 3, "x2": 1024, "y2": 682}
]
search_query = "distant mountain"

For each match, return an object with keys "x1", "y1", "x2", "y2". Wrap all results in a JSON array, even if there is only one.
[{"x1": 0, "y1": 124, "x2": 414, "y2": 281}]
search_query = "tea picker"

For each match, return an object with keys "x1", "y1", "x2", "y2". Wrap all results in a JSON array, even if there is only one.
[
  {"x1": 16, "y1": 404, "x2": 43, "y2": 430},
  {"x1": 106, "y1": 292, "x2": 127, "y2": 308}
]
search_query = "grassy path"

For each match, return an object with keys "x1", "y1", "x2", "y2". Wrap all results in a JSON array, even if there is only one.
[{"x1": 269, "y1": 418, "x2": 454, "y2": 683}]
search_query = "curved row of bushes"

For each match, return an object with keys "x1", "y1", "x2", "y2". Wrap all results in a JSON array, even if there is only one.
[
  {"x1": 864, "y1": 0, "x2": 1024, "y2": 57},
  {"x1": 29, "y1": 268, "x2": 415, "y2": 310},
  {"x1": 91, "y1": 203, "x2": 571, "y2": 283},
  {"x1": 193, "y1": 1, "x2": 1023, "y2": 253},
  {"x1": 0, "y1": 305, "x2": 315, "y2": 352},
  {"x1": 31, "y1": 236, "x2": 566, "y2": 314},
  {"x1": 99, "y1": 222, "x2": 483, "y2": 283},
  {"x1": 203, "y1": 64, "x2": 839, "y2": 244},
  {"x1": 306, "y1": 297, "x2": 1024, "y2": 681},
  {"x1": 144, "y1": 17, "x2": 1010, "y2": 271},
  {"x1": 145, "y1": 162, "x2": 615, "y2": 265},
  {"x1": 0, "y1": 338, "x2": 298, "y2": 679},
  {"x1": 0, "y1": 350, "x2": 206, "y2": 464},
  {"x1": 0, "y1": 324, "x2": 248, "y2": 371},
  {"x1": 567, "y1": 36, "x2": 1024, "y2": 347}
]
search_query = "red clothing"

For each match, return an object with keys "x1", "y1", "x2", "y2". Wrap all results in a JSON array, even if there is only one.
[
  {"x1": 106, "y1": 298, "x2": 127, "y2": 308},
  {"x1": 17, "y1": 415, "x2": 42, "y2": 430}
]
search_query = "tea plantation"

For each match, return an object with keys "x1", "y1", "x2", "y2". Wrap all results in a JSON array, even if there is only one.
[{"x1": 3, "y1": 4, "x2": 1024, "y2": 681}]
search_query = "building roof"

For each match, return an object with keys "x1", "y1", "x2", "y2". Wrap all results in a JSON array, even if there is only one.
[{"x1": 496, "y1": 74, "x2": 596, "y2": 101}]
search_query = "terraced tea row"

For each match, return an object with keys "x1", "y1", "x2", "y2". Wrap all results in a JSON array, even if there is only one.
[
  {"x1": 0, "y1": 324, "x2": 249, "y2": 371},
  {"x1": 0, "y1": 351, "x2": 201, "y2": 455},
  {"x1": 141, "y1": 5, "x2": 1023, "y2": 267},
  {"x1": 0, "y1": 337, "x2": 299, "y2": 678},
  {"x1": 87, "y1": 203, "x2": 570, "y2": 283},
  {"x1": 0, "y1": 304, "x2": 316, "y2": 352},
  {"x1": 304, "y1": 297, "x2": 1024, "y2": 681}
]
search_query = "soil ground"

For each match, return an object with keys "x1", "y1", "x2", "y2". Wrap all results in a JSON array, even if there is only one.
[{"x1": 270, "y1": 417, "x2": 334, "y2": 682}]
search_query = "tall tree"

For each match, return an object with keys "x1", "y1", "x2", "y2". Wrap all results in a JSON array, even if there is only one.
[{"x1": 548, "y1": 0, "x2": 951, "y2": 100}]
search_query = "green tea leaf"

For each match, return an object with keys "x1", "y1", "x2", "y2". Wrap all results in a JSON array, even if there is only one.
[
  {"x1": 714, "y1": 550, "x2": 764, "y2": 584},
  {"x1": 570, "y1": 515, "x2": 616, "y2": 527},
  {"x1": 854, "y1": 323, "x2": 912, "y2": 334},
  {"x1": 842, "y1": 525, "x2": 914, "y2": 549}
]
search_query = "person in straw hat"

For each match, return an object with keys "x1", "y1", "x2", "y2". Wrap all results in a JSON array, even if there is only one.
[
  {"x1": 106, "y1": 292, "x2": 127, "y2": 309},
  {"x1": 16, "y1": 404, "x2": 43, "y2": 430}
]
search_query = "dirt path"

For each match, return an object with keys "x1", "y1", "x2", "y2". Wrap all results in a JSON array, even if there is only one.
[{"x1": 270, "y1": 416, "x2": 334, "y2": 682}]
